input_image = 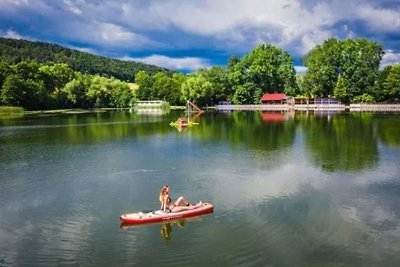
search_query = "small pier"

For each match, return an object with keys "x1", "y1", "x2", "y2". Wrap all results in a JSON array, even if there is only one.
[
  {"x1": 217, "y1": 104, "x2": 400, "y2": 112},
  {"x1": 349, "y1": 104, "x2": 400, "y2": 111}
]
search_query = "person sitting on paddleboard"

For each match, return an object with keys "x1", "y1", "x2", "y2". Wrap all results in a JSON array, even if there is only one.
[{"x1": 159, "y1": 185, "x2": 202, "y2": 213}]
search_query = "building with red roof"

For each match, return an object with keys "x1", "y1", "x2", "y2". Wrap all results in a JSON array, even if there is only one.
[{"x1": 261, "y1": 93, "x2": 287, "y2": 104}]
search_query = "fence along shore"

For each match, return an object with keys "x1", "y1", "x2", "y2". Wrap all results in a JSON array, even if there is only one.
[{"x1": 216, "y1": 103, "x2": 400, "y2": 111}]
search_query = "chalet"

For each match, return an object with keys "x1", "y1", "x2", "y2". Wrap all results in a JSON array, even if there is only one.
[{"x1": 261, "y1": 93, "x2": 287, "y2": 104}]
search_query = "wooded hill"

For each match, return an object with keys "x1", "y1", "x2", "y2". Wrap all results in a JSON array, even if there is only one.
[{"x1": 0, "y1": 37, "x2": 172, "y2": 82}]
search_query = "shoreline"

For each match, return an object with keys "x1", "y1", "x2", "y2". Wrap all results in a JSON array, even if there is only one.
[
  {"x1": 2, "y1": 104, "x2": 400, "y2": 117},
  {"x1": 216, "y1": 104, "x2": 400, "y2": 112}
]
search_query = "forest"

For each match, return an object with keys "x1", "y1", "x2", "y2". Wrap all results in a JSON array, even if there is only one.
[
  {"x1": 0, "y1": 37, "x2": 399, "y2": 110},
  {"x1": 0, "y1": 37, "x2": 171, "y2": 82}
]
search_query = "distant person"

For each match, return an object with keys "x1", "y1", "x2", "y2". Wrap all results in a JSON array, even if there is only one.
[{"x1": 159, "y1": 185, "x2": 202, "y2": 213}]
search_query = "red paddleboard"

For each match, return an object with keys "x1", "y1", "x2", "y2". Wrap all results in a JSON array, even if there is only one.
[{"x1": 120, "y1": 202, "x2": 214, "y2": 224}]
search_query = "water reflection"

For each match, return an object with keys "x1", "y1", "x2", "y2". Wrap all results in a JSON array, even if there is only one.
[
  {"x1": 261, "y1": 110, "x2": 294, "y2": 123},
  {"x1": 299, "y1": 112, "x2": 379, "y2": 171},
  {"x1": 1, "y1": 110, "x2": 400, "y2": 266},
  {"x1": 120, "y1": 216, "x2": 206, "y2": 245}
]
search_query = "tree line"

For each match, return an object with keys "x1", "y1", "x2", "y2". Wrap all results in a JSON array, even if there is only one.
[
  {"x1": 0, "y1": 61, "x2": 135, "y2": 110},
  {"x1": 1, "y1": 37, "x2": 399, "y2": 110},
  {"x1": 135, "y1": 39, "x2": 399, "y2": 105},
  {"x1": 0, "y1": 37, "x2": 171, "y2": 82}
]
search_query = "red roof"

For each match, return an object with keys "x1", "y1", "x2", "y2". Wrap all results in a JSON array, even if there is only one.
[{"x1": 261, "y1": 93, "x2": 286, "y2": 101}]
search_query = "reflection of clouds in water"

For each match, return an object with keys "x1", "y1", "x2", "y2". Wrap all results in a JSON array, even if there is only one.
[
  {"x1": 196, "y1": 143, "x2": 400, "y2": 260},
  {"x1": 330, "y1": 165, "x2": 400, "y2": 252},
  {"x1": 200, "y1": 156, "x2": 326, "y2": 209},
  {"x1": 1, "y1": 205, "x2": 141, "y2": 266}
]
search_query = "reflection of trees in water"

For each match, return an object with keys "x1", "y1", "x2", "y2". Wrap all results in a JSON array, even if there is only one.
[
  {"x1": 193, "y1": 111, "x2": 297, "y2": 152},
  {"x1": 376, "y1": 114, "x2": 400, "y2": 147},
  {"x1": 301, "y1": 113, "x2": 378, "y2": 171},
  {"x1": 4, "y1": 111, "x2": 399, "y2": 171},
  {"x1": 160, "y1": 220, "x2": 186, "y2": 245}
]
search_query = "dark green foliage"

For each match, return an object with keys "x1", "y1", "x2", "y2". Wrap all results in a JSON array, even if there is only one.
[
  {"x1": 227, "y1": 44, "x2": 298, "y2": 104},
  {"x1": 198, "y1": 67, "x2": 231, "y2": 105},
  {"x1": 0, "y1": 37, "x2": 172, "y2": 82},
  {"x1": 303, "y1": 38, "x2": 383, "y2": 103},
  {"x1": 0, "y1": 60, "x2": 136, "y2": 110},
  {"x1": 383, "y1": 64, "x2": 400, "y2": 101}
]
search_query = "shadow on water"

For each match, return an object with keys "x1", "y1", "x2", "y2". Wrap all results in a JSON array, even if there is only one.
[{"x1": 120, "y1": 215, "x2": 208, "y2": 245}]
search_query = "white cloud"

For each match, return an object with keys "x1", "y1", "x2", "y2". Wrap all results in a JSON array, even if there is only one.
[
  {"x1": 1, "y1": 29, "x2": 23, "y2": 39},
  {"x1": 58, "y1": 21, "x2": 158, "y2": 50},
  {"x1": 357, "y1": 5, "x2": 400, "y2": 32},
  {"x1": 63, "y1": 0, "x2": 82, "y2": 15},
  {"x1": 381, "y1": 50, "x2": 400, "y2": 68},
  {"x1": 295, "y1": 66, "x2": 307, "y2": 74},
  {"x1": 3, "y1": 0, "x2": 29, "y2": 6},
  {"x1": 1, "y1": 0, "x2": 400, "y2": 61},
  {"x1": 122, "y1": 54, "x2": 211, "y2": 71},
  {"x1": 131, "y1": 0, "x2": 336, "y2": 52},
  {"x1": 0, "y1": 29, "x2": 35, "y2": 41}
]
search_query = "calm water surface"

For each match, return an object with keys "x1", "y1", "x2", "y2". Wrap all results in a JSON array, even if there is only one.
[{"x1": 1, "y1": 110, "x2": 400, "y2": 266}]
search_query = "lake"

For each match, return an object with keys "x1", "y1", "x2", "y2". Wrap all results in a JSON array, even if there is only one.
[{"x1": 1, "y1": 110, "x2": 400, "y2": 266}]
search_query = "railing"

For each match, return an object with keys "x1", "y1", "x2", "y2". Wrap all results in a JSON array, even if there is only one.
[
  {"x1": 135, "y1": 100, "x2": 165, "y2": 108},
  {"x1": 217, "y1": 104, "x2": 346, "y2": 111},
  {"x1": 217, "y1": 103, "x2": 400, "y2": 112},
  {"x1": 217, "y1": 104, "x2": 290, "y2": 111},
  {"x1": 296, "y1": 104, "x2": 346, "y2": 111},
  {"x1": 350, "y1": 104, "x2": 400, "y2": 111}
]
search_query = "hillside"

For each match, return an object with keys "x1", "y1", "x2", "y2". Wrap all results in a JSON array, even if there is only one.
[{"x1": 0, "y1": 38, "x2": 172, "y2": 82}]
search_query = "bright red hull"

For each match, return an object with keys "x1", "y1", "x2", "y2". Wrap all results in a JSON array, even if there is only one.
[{"x1": 120, "y1": 203, "x2": 214, "y2": 224}]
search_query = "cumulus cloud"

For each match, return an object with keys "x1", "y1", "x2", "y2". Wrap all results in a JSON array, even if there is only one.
[
  {"x1": 381, "y1": 50, "x2": 400, "y2": 68},
  {"x1": 0, "y1": 29, "x2": 36, "y2": 41},
  {"x1": 63, "y1": 0, "x2": 82, "y2": 15},
  {"x1": 122, "y1": 54, "x2": 211, "y2": 72},
  {"x1": 295, "y1": 66, "x2": 308, "y2": 74},
  {"x1": 1, "y1": 30, "x2": 23, "y2": 39},
  {"x1": 0, "y1": 0, "x2": 399, "y2": 67},
  {"x1": 357, "y1": 5, "x2": 400, "y2": 32}
]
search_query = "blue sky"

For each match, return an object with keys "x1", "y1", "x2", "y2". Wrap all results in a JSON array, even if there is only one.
[{"x1": 1, "y1": 0, "x2": 400, "y2": 73}]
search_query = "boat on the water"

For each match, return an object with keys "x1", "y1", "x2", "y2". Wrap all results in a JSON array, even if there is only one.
[{"x1": 120, "y1": 202, "x2": 214, "y2": 224}]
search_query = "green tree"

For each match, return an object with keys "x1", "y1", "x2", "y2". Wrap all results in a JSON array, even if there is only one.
[
  {"x1": 1, "y1": 74, "x2": 24, "y2": 106},
  {"x1": 135, "y1": 70, "x2": 154, "y2": 100},
  {"x1": 152, "y1": 72, "x2": 176, "y2": 102},
  {"x1": 180, "y1": 74, "x2": 213, "y2": 105},
  {"x1": 170, "y1": 73, "x2": 186, "y2": 105},
  {"x1": 383, "y1": 64, "x2": 400, "y2": 101},
  {"x1": 0, "y1": 37, "x2": 172, "y2": 82},
  {"x1": 86, "y1": 75, "x2": 112, "y2": 107},
  {"x1": 109, "y1": 80, "x2": 135, "y2": 108},
  {"x1": 232, "y1": 83, "x2": 256, "y2": 104},
  {"x1": 302, "y1": 38, "x2": 341, "y2": 97},
  {"x1": 227, "y1": 44, "x2": 297, "y2": 104},
  {"x1": 303, "y1": 38, "x2": 383, "y2": 103},
  {"x1": 0, "y1": 60, "x2": 10, "y2": 89},
  {"x1": 39, "y1": 63, "x2": 75, "y2": 92},
  {"x1": 1, "y1": 74, "x2": 46, "y2": 109},
  {"x1": 198, "y1": 66, "x2": 231, "y2": 104},
  {"x1": 374, "y1": 65, "x2": 392, "y2": 101},
  {"x1": 333, "y1": 76, "x2": 350, "y2": 103},
  {"x1": 62, "y1": 73, "x2": 90, "y2": 107}
]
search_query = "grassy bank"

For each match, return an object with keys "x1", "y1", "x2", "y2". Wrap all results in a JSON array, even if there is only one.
[{"x1": 0, "y1": 106, "x2": 24, "y2": 114}]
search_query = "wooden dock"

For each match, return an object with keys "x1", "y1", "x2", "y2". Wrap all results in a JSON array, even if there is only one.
[
  {"x1": 217, "y1": 104, "x2": 346, "y2": 111},
  {"x1": 217, "y1": 103, "x2": 400, "y2": 112},
  {"x1": 349, "y1": 104, "x2": 400, "y2": 111}
]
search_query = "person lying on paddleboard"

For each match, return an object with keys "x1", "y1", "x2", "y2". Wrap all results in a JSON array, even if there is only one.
[{"x1": 159, "y1": 185, "x2": 202, "y2": 213}]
